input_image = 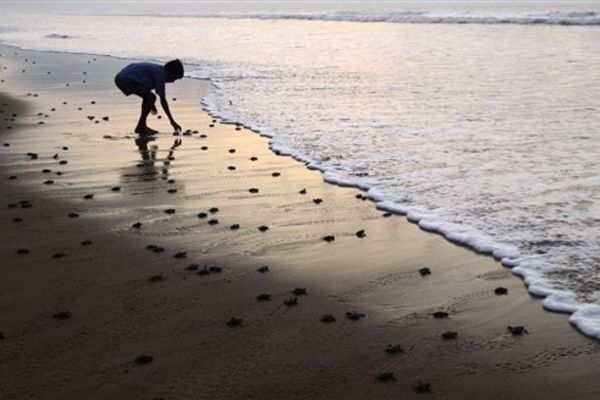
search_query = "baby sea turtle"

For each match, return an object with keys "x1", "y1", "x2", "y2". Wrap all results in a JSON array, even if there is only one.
[
  {"x1": 200, "y1": 134, "x2": 207, "y2": 138},
  {"x1": 13, "y1": 217, "x2": 23, "y2": 223},
  {"x1": 174, "y1": 251, "x2": 187, "y2": 259},
  {"x1": 8, "y1": 176, "x2": 17, "y2": 180},
  {"x1": 164, "y1": 209, "x2": 176, "y2": 214},
  {"x1": 356, "y1": 230, "x2": 366, "y2": 238},
  {"x1": 208, "y1": 266, "x2": 222, "y2": 273},
  {"x1": 494, "y1": 287, "x2": 509, "y2": 295},
  {"x1": 235, "y1": 126, "x2": 241, "y2": 131},
  {"x1": 83, "y1": 193, "x2": 94, "y2": 199},
  {"x1": 197, "y1": 212, "x2": 208, "y2": 219},
  {"x1": 227, "y1": 166, "x2": 236, "y2": 171},
  {"x1": 134, "y1": 354, "x2": 154, "y2": 365},
  {"x1": 272, "y1": 172, "x2": 281, "y2": 177},
  {"x1": 292, "y1": 288, "x2": 307, "y2": 296},
  {"x1": 149, "y1": 275, "x2": 163, "y2": 282},
  {"x1": 299, "y1": 188, "x2": 307, "y2": 195},
  {"x1": 385, "y1": 344, "x2": 404, "y2": 354},
  {"x1": 42, "y1": 168, "x2": 51, "y2": 173},
  {"x1": 16, "y1": 248, "x2": 29, "y2": 255},
  {"x1": 167, "y1": 188, "x2": 177, "y2": 194},
  {"x1": 53, "y1": 154, "x2": 59, "y2": 160},
  {"x1": 102, "y1": 116, "x2": 109, "y2": 121},
  {"x1": 432, "y1": 311, "x2": 449, "y2": 319},
  {"x1": 284, "y1": 297, "x2": 299, "y2": 307},
  {"x1": 167, "y1": 179, "x2": 175, "y2": 184},
  {"x1": 256, "y1": 293, "x2": 271, "y2": 302},
  {"x1": 201, "y1": 146, "x2": 208, "y2": 150},
  {"x1": 257, "y1": 266, "x2": 270, "y2": 273},
  {"x1": 320, "y1": 314, "x2": 336, "y2": 323},
  {"x1": 228, "y1": 149, "x2": 236, "y2": 154},
  {"x1": 345, "y1": 311, "x2": 365, "y2": 321},
  {"x1": 152, "y1": 246, "x2": 165, "y2": 253},
  {"x1": 146, "y1": 244, "x2": 158, "y2": 251},
  {"x1": 376, "y1": 372, "x2": 396, "y2": 382},
  {"x1": 258, "y1": 225, "x2": 269, "y2": 232},
  {"x1": 62, "y1": 146, "x2": 69, "y2": 151},
  {"x1": 80, "y1": 240, "x2": 92, "y2": 246},
  {"x1": 185, "y1": 263, "x2": 199, "y2": 271},
  {"x1": 132, "y1": 221, "x2": 143, "y2": 229},
  {"x1": 111, "y1": 186, "x2": 121, "y2": 192},
  {"x1": 208, "y1": 219, "x2": 219, "y2": 225},
  {"x1": 441, "y1": 331, "x2": 458, "y2": 340},
  {"x1": 68, "y1": 212, "x2": 79, "y2": 218},
  {"x1": 226, "y1": 317, "x2": 243, "y2": 327},
  {"x1": 209, "y1": 207, "x2": 219, "y2": 214},
  {"x1": 230, "y1": 224, "x2": 240, "y2": 230},
  {"x1": 197, "y1": 266, "x2": 210, "y2": 276},
  {"x1": 43, "y1": 179, "x2": 54, "y2": 185},
  {"x1": 312, "y1": 198, "x2": 323, "y2": 205},
  {"x1": 413, "y1": 381, "x2": 432, "y2": 393},
  {"x1": 250, "y1": 156, "x2": 258, "y2": 161},
  {"x1": 507, "y1": 326, "x2": 529, "y2": 335},
  {"x1": 383, "y1": 212, "x2": 392, "y2": 217},
  {"x1": 52, "y1": 252, "x2": 67, "y2": 259},
  {"x1": 209, "y1": 123, "x2": 214, "y2": 128},
  {"x1": 52, "y1": 311, "x2": 71, "y2": 320},
  {"x1": 20, "y1": 200, "x2": 32, "y2": 208},
  {"x1": 86, "y1": 115, "x2": 95, "y2": 121},
  {"x1": 419, "y1": 267, "x2": 432, "y2": 276},
  {"x1": 249, "y1": 188, "x2": 259, "y2": 194},
  {"x1": 323, "y1": 235, "x2": 335, "y2": 243},
  {"x1": 355, "y1": 194, "x2": 364, "y2": 199}
]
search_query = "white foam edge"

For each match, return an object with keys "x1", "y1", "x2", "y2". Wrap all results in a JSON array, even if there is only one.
[{"x1": 205, "y1": 65, "x2": 600, "y2": 341}]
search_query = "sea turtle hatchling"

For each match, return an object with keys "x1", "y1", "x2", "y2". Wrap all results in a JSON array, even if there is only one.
[
  {"x1": 413, "y1": 381, "x2": 432, "y2": 393},
  {"x1": 283, "y1": 297, "x2": 299, "y2": 307},
  {"x1": 494, "y1": 287, "x2": 509, "y2": 295},
  {"x1": 256, "y1": 293, "x2": 271, "y2": 302},
  {"x1": 376, "y1": 372, "x2": 396, "y2": 382},
  {"x1": 507, "y1": 326, "x2": 529, "y2": 335},
  {"x1": 292, "y1": 288, "x2": 307, "y2": 296},
  {"x1": 134, "y1": 354, "x2": 154, "y2": 365},
  {"x1": 226, "y1": 317, "x2": 243, "y2": 327},
  {"x1": 174, "y1": 251, "x2": 187, "y2": 259},
  {"x1": 257, "y1": 266, "x2": 270, "y2": 273},
  {"x1": 441, "y1": 331, "x2": 458, "y2": 340},
  {"x1": 385, "y1": 344, "x2": 404, "y2": 354},
  {"x1": 432, "y1": 311, "x2": 449, "y2": 319},
  {"x1": 345, "y1": 311, "x2": 365, "y2": 321},
  {"x1": 320, "y1": 314, "x2": 336, "y2": 323}
]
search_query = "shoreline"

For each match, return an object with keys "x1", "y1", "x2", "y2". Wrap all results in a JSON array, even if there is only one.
[
  {"x1": 2, "y1": 41, "x2": 598, "y2": 337},
  {"x1": 1, "y1": 44, "x2": 600, "y2": 400}
]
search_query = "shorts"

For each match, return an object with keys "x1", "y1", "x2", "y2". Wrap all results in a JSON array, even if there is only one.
[{"x1": 114, "y1": 75, "x2": 146, "y2": 96}]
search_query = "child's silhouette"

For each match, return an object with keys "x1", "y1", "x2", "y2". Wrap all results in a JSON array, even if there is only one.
[{"x1": 115, "y1": 59, "x2": 183, "y2": 135}]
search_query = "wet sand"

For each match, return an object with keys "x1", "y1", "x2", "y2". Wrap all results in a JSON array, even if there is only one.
[{"x1": 1, "y1": 44, "x2": 599, "y2": 400}]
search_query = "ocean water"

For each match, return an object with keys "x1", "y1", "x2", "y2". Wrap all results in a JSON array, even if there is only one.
[{"x1": 0, "y1": 1, "x2": 599, "y2": 338}]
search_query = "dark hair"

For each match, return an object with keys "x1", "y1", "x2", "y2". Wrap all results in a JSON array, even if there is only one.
[{"x1": 165, "y1": 59, "x2": 184, "y2": 80}]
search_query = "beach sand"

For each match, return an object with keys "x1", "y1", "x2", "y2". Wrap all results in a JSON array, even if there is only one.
[{"x1": 1, "y1": 44, "x2": 599, "y2": 400}]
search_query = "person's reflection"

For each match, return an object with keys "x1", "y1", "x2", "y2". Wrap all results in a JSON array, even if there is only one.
[
  {"x1": 121, "y1": 136, "x2": 182, "y2": 186},
  {"x1": 134, "y1": 135, "x2": 160, "y2": 181}
]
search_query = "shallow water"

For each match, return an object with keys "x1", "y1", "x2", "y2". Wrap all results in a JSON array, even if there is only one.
[{"x1": 0, "y1": 1, "x2": 599, "y2": 337}]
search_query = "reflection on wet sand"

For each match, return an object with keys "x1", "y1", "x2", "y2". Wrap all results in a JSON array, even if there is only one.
[{"x1": 121, "y1": 136, "x2": 182, "y2": 185}]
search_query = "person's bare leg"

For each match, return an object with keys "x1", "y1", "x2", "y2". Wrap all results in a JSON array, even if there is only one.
[{"x1": 135, "y1": 92, "x2": 158, "y2": 135}]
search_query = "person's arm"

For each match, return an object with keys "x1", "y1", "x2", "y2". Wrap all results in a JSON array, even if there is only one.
[{"x1": 160, "y1": 96, "x2": 181, "y2": 133}]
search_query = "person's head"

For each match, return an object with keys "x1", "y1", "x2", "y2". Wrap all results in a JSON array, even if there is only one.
[{"x1": 164, "y1": 59, "x2": 184, "y2": 83}]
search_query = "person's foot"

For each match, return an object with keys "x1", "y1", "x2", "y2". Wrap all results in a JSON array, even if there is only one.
[{"x1": 135, "y1": 125, "x2": 158, "y2": 135}]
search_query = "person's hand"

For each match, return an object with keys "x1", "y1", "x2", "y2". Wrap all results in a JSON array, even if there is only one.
[{"x1": 171, "y1": 121, "x2": 182, "y2": 133}]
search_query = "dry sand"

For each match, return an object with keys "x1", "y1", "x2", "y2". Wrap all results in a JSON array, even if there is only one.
[{"x1": 1, "y1": 44, "x2": 599, "y2": 400}]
